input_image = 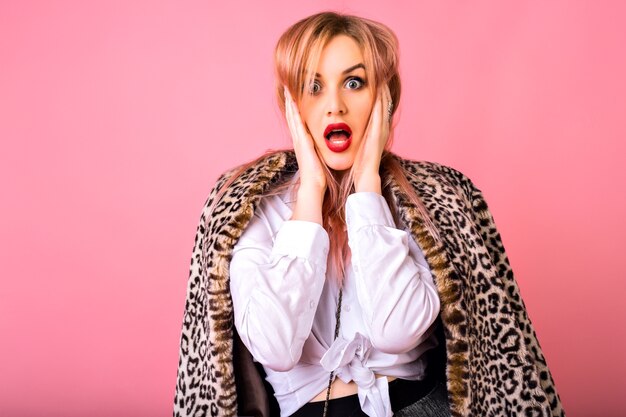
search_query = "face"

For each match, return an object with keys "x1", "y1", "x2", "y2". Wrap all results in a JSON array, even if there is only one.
[{"x1": 299, "y1": 35, "x2": 374, "y2": 172}]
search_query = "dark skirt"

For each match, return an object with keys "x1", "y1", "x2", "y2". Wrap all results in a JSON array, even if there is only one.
[{"x1": 290, "y1": 373, "x2": 450, "y2": 417}]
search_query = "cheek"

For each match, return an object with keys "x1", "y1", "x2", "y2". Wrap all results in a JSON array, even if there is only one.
[
  {"x1": 355, "y1": 103, "x2": 374, "y2": 132},
  {"x1": 300, "y1": 106, "x2": 323, "y2": 138},
  {"x1": 298, "y1": 113, "x2": 312, "y2": 135}
]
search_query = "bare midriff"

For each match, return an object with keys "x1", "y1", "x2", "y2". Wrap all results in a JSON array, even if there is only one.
[{"x1": 310, "y1": 375, "x2": 397, "y2": 402}]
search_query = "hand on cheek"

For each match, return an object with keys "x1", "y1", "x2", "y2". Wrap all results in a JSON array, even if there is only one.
[
  {"x1": 353, "y1": 84, "x2": 392, "y2": 194},
  {"x1": 284, "y1": 87, "x2": 326, "y2": 224},
  {"x1": 284, "y1": 87, "x2": 326, "y2": 194}
]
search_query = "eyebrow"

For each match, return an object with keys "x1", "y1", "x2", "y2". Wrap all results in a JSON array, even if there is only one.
[{"x1": 315, "y1": 63, "x2": 365, "y2": 78}]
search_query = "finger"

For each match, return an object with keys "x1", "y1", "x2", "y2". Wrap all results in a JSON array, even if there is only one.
[
  {"x1": 372, "y1": 87, "x2": 384, "y2": 134},
  {"x1": 284, "y1": 86, "x2": 293, "y2": 104},
  {"x1": 286, "y1": 102, "x2": 303, "y2": 154},
  {"x1": 284, "y1": 89, "x2": 315, "y2": 157},
  {"x1": 372, "y1": 85, "x2": 390, "y2": 151},
  {"x1": 284, "y1": 86, "x2": 290, "y2": 115},
  {"x1": 362, "y1": 87, "x2": 382, "y2": 142},
  {"x1": 285, "y1": 92, "x2": 295, "y2": 137},
  {"x1": 284, "y1": 88, "x2": 302, "y2": 140},
  {"x1": 284, "y1": 87, "x2": 291, "y2": 115},
  {"x1": 289, "y1": 98, "x2": 310, "y2": 140},
  {"x1": 384, "y1": 84, "x2": 393, "y2": 123},
  {"x1": 285, "y1": 87, "x2": 298, "y2": 133}
]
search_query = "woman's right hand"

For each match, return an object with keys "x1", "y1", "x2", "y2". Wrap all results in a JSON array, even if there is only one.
[{"x1": 284, "y1": 87, "x2": 327, "y2": 194}]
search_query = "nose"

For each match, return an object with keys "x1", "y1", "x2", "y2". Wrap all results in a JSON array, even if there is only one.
[{"x1": 325, "y1": 89, "x2": 347, "y2": 116}]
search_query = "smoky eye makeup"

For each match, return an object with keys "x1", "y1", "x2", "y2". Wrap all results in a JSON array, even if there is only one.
[
  {"x1": 345, "y1": 76, "x2": 366, "y2": 89},
  {"x1": 304, "y1": 75, "x2": 367, "y2": 95},
  {"x1": 300, "y1": 61, "x2": 368, "y2": 96},
  {"x1": 303, "y1": 79, "x2": 321, "y2": 95}
]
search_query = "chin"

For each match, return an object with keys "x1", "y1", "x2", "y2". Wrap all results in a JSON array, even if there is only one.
[{"x1": 322, "y1": 156, "x2": 355, "y2": 172}]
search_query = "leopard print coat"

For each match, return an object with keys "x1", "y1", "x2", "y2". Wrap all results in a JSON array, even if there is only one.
[{"x1": 173, "y1": 150, "x2": 564, "y2": 417}]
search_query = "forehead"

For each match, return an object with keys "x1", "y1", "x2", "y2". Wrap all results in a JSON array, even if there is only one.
[{"x1": 314, "y1": 35, "x2": 364, "y2": 75}]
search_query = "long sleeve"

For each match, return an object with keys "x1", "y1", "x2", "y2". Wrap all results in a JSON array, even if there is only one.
[
  {"x1": 345, "y1": 192, "x2": 441, "y2": 354},
  {"x1": 230, "y1": 200, "x2": 329, "y2": 372}
]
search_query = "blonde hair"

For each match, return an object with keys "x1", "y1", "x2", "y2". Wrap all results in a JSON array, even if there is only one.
[
  {"x1": 274, "y1": 12, "x2": 401, "y2": 122},
  {"x1": 215, "y1": 12, "x2": 439, "y2": 282}
]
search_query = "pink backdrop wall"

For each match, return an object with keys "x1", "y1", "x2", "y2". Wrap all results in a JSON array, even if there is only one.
[{"x1": 1, "y1": 1, "x2": 624, "y2": 416}]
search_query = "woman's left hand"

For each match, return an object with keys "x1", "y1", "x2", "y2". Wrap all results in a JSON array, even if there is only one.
[{"x1": 353, "y1": 84, "x2": 392, "y2": 194}]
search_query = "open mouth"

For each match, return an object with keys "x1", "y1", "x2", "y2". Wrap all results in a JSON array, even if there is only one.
[{"x1": 323, "y1": 123, "x2": 352, "y2": 153}]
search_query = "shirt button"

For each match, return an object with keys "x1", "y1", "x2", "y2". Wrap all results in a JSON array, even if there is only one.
[
  {"x1": 343, "y1": 304, "x2": 351, "y2": 312},
  {"x1": 309, "y1": 300, "x2": 315, "y2": 309}
]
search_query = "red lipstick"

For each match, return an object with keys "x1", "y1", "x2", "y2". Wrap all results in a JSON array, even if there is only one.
[{"x1": 323, "y1": 123, "x2": 352, "y2": 153}]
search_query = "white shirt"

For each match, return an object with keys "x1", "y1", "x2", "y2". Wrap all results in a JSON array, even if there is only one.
[{"x1": 229, "y1": 183, "x2": 441, "y2": 417}]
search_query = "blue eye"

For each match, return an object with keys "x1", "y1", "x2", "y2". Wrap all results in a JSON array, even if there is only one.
[{"x1": 346, "y1": 77, "x2": 365, "y2": 90}]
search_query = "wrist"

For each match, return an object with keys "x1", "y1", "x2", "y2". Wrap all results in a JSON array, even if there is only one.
[
  {"x1": 297, "y1": 181, "x2": 326, "y2": 199},
  {"x1": 291, "y1": 184, "x2": 325, "y2": 224},
  {"x1": 354, "y1": 171, "x2": 381, "y2": 194}
]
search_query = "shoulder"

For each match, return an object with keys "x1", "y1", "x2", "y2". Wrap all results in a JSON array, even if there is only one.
[
  {"x1": 199, "y1": 150, "x2": 297, "y2": 225},
  {"x1": 392, "y1": 154, "x2": 480, "y2": 197},
  {"x1": 204, "y1": 150, "x2": 297, "y2": 204},
  {"x1": 393, "y1": 156, "x2": 497, "y2": 225}
]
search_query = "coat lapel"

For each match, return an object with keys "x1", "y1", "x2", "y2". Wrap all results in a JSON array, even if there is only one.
[{"x1": 385, "y1": 166, "x2": 469, "y2": 414}]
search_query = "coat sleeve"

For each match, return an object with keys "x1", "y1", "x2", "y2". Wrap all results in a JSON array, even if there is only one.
[{"x1": 459, "y1": 173, "x2": 565, "y2": 417}]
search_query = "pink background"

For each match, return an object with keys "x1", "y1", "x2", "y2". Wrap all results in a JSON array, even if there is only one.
[{"x1": 1, "y1": 1, "x2": 625, "y2": 416}]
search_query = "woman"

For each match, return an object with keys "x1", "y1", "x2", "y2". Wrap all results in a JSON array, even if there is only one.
[{"x1": 173, "y1": 11, "x2": 564, "y2": 417}]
